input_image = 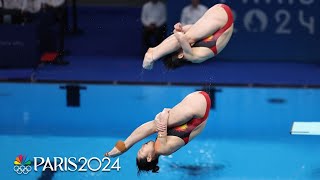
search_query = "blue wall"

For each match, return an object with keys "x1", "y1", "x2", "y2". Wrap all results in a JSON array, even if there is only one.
[
  {"x1": 0, "y1": 24, "x2": 40, "y2": 68},
  {"x1": 2, "y1": 3, "x2": 318, "y2": 62},
  {"x1": 1, "y1": 83, "x2": 320, "y2": 139},
  {"x1": 167, "y1": 0, "x2": 320, "y2": 62},
  {"x1": 65, "y1": 6, "x2": 142, "y2": 57}
]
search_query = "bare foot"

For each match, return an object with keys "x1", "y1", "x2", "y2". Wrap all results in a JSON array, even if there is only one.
[
  {"x1": 142, "y1": 48, "x2": 155, "y2": 70},
  {"x1": 105, "y1": 147, "x2": 121, "y2": 158}
]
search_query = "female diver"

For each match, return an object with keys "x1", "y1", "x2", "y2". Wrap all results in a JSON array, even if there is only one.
[
  {"x1": 142, "y1": 4, "x2": 234, "y2": 69},
  {"x1": 105, "y1": 91, "x2": 211, "y2": 173}
]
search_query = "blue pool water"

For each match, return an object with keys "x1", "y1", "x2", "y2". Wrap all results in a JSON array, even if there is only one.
[{"x1": 0, "y1": 83, "x2": 320, "y2": 180}]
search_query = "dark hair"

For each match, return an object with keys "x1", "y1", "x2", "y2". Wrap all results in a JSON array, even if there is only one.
[
  {"x1": 162, "y1": 51, "x2": 192, "y2": 70},
  {"x1": 136, "y1": 156, "x2": 160, "y2": 174}
]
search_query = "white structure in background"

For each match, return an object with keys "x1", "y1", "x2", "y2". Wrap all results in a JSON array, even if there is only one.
[
  {"x1": 291, "y1": 122, "x2": 320, "y2": 135},
  {"x1": 0, "y1": 0, "x2": 65, "y2": 13}
]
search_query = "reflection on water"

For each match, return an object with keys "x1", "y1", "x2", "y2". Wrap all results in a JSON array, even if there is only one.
[
  {"x1": 169, "y1": 162, "x2": 225, "y2": 177},
  {"x1": 38, "y1": 168, "x2": 56, "y2": 180},
  {"x1": 34, "y1": 161, "x2": 84, "y2": 180},
  {"x1": 311, "y1": 168, "x2": 320, "y2": 179}
]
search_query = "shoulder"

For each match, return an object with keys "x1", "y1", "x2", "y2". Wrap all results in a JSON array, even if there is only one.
[
  {"x1": 184, "y1": 47, "x2": 213, "y2": 63},
  {"x1": 156, "y1": 137, "x2": 184, "y2": 155}
]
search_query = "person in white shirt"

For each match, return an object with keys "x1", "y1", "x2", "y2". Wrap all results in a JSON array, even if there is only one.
[
  {"x1": 141, "y1": 0, "x2": 167, "y2": 53},
  {"x1": 180, "y1": 0, "x2": 208, "y2": 25}
]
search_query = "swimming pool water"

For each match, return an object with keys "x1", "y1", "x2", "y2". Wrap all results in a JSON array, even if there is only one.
[
  {"x1": 1, "y1": 135, "x2": 320, "y2": 180},
  {"x1": 0, "y1": 83, "x2": 320, "y2": 180}
]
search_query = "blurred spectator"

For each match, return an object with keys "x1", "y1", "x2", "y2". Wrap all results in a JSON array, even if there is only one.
[
  {"x1": 180, "y1": 0, "x2": 207, "y2": 25},
  {"x1": 141, "y1": 0, "x2": 167, "y2": 53}
]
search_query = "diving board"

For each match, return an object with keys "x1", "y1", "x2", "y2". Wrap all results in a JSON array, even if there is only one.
[{"x1": 291, "y1": 122, "x2": 320, "y2": 135}]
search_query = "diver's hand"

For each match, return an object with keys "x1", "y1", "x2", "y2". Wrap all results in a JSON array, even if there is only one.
[
  {"x1": 105, "y1": 147, "x2": 121, "y2": 158},
  {"x1": 155, "y1": 109, "x2": 170, "y2": 132},
  {"x1": 173, "y1": 30, "x2": 184, "y2": 40},
  {"x1": 161, "y1": 108, "x2": 170, "y2": 121}
]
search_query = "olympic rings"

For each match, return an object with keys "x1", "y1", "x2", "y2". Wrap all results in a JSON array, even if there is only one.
[{"x1": 13, "y1": 165, "x2": 32, "y2": 174}]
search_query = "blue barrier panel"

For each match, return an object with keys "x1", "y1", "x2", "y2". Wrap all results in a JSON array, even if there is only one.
[
  {"x1": 0, "y1": 24, "x2": 40, "y2": 68},
  {"x1": 167, "y1": 0, "x2": 320, "y2": 62},
  {"x1": 65, "y1": 6, "x2": 142, "y2": 57}
]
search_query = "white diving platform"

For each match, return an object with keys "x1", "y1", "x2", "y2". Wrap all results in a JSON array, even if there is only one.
[{"x1": 291, "y1": 122, "x2": 320, "y2": 135}]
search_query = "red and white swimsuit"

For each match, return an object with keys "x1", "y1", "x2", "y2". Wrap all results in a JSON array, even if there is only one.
[
  {"x1": 193, "y1": 4, "x2": 234, "y2": 55},
  {"x1": 167, "y1": 91, "x2": 211, "y2": 144}
]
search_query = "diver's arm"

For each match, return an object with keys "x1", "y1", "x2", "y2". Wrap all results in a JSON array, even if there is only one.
[
  {"x1": 105, "y1": 121, "x2": 157, "y2": 157},
  {"x1": 174, "y1": 31, "x2": 193, "y2": 56},
  {"x1": 174, "y1": 31, "x2": 211, "y2": 63}
]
